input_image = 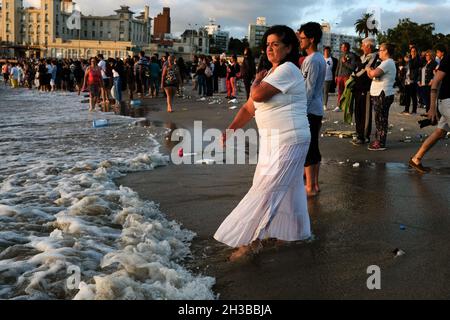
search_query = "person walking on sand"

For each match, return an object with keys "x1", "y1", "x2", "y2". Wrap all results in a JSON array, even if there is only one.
[
  {"x1": 409, "y1": 52, "x2": 450, "y2": 173},
  {"x1": 298, "y1": 22, "x2": 326, "y2": 197},
  {"x1": 161, "y1": 55, "x2": 182, "y2": 113},
  {"x1": 215, "y1": 25, "x2": 311, "y2": 261},
  {"x1": 82, "y1": 57, "x2": 103, "y2": 112}
]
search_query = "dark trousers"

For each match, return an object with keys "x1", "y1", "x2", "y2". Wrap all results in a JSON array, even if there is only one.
[
  {"x1": 305, "y1": 114, "x2": 323, "y2": 167},
  {"x1": 244, "y1": 78, "x2": 252, "y2": 100},
  {"x1": 206, "y1": 76, "x2": 213, "y2": 96},
  {"x1": 403, "y1": 83, "x2": 418, "y2": 113},
  {"x1": 372, "y1": 92, "x2": 394, "y2": 147},
  {"x1": 198, "y1": 75, "x2": 207, "y2": 96},
  {"x1": 420, "y1": 85, "x2": 431, "y2": 112},
  {"x1": 213, "y1": 75, "x2": 219, "y2": 93},
  {"x1": 354, "y1": 90, "x2": 372, "y2": 141}
]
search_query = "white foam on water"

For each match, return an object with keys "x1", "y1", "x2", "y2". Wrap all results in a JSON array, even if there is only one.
[{"x1": 0, "y1": 87, "x2": 215, "y2": 300}]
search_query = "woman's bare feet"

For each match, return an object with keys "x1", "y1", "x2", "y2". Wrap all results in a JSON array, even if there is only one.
[
  {"x1": 305, "y1": 187, "x2": 318, "y2": 197},
  {"x1": 229, "y1": 241, "x2": 263, "y2": 261},
  {"x1": 229, "y1": 246, "x2": 251, "y2": 261}
]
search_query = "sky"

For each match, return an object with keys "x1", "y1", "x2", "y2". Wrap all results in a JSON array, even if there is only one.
[{"x1": 22, "y1": 0, "x2": 450, "y2": 38}]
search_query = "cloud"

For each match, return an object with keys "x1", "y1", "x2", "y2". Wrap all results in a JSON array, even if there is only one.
[
  {"x1": 336, "y1": 4, "x2": 450, "y2": 35},
  {"x1": 22, "y1": 0, "x2": 450, "y2": 38}
]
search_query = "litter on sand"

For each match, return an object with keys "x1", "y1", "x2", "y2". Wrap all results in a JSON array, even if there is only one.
[
  {"x1": 393, "y1": 248, "x2": 406, "y2": 257},
  {"x1": 229, "y1": 106, "x2": 238, "y2": 110},
  {"x1": 323, "y1": 130, "x2": 356, "y2": 138}
]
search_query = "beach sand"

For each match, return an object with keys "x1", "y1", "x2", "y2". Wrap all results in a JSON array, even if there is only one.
[{"x1": 117, "y1": 86, "x2": 450, "y2": 299}]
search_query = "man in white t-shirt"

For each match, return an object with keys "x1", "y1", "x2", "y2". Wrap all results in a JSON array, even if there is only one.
[
  {"x1": 97, "y1": 54, "x2": 111, "y2": 110},
  {"x1": 323, "y1": 47, "x2": 334, "y2": 111}
]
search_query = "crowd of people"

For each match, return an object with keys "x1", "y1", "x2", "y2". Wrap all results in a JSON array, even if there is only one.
[{"x1": 0, "y1": 50, "x2": 258, "y2": 114}]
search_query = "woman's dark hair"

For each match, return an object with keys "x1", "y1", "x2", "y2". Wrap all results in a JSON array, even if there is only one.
[
  {"x1": 261, "y1": 25, "x2": 300, "y2": 67},
  {"x1": 381, "y1": 43, "x2": 395, "y2": 57}
]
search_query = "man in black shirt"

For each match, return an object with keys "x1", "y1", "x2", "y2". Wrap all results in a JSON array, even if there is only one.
[{"x1": 409, "y1": 54, "x2": 450, "y2": 173}]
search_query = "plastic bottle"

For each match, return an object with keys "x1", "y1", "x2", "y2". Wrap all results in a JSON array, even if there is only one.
[
  {"x1": 130, "y1": 100, "x2": 142, "y2": 108},
  {"x1": 93, "y1": 119, "x2": 108, "y2": 128}
]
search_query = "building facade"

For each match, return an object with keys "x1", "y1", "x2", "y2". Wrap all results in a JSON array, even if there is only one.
[
  {"x1": 153, "y1": 7, "x2": 170, "y2": 40},
  {"x1": 320, "y1": 22, "x2": 360, "y2": 57},
  {"x1": 248, "y1": 17, "x2": 270, "y2": 49},
  {"x1": 0, "y1": 0, "x2": 152, "y2": 58},
  {"x1": 204, "y1": 18, "x2": 229, "y2": 53}
]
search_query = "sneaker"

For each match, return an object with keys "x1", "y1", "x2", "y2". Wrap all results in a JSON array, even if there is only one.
[
  {"x1": 333, "y1": 107, "x2": 341, "y2": 112},
  {"x1": 323, "y1": 105, "x2": 328, "y2": 111},
  {"x1": 351, "y1": 139, "x2": 365, "y2": 146},
  {"x1": 368, "y1": 140, "x2": 386, "y2": 151},
  {"x1": 408, "y1": 158, "x2": 431, "y2": 174}
]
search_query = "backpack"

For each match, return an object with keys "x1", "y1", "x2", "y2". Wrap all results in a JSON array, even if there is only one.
[{"x1": 205, "y1": 66, "x2": 213, "y2": 78}]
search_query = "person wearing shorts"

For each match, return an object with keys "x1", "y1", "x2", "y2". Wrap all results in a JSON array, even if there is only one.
[
  {"x1": 409, "y1": 53, "x2": 450, "y2": 173},
  {"x1": 83, "y1": 57, "x2": 103, "y2": 112}
]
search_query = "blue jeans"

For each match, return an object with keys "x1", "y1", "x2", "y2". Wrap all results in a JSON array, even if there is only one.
[
  {"x1": 113, "y1": 77, "x2": 122, "y2": 102},
  {"x1": 198, "y1": 74, "x2": 207, "y2": 96}
]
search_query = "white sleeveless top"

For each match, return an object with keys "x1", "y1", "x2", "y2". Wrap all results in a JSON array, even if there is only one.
[{"x1": 253, "y1": 62, "x2": 310, "y2": 146}]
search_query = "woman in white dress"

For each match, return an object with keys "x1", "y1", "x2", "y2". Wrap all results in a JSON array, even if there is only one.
[{"x1": 214, "y1": 25, "x2": 312, "y2": 260}]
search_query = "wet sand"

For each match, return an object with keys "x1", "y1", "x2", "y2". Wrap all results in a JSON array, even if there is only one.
[{"x1": 116, "y1": 86, "x2": 450, "y2": 299}]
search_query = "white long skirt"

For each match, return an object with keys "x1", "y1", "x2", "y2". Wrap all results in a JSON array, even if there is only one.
[{"x1": 214, "y1": 142, "x2": 311, "y2": 248}]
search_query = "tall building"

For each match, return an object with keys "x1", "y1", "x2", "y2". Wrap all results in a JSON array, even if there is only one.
[
  {"x1": 248, "y1": 17, "x2": 270, "y2": 49},
  {"x1": 153, "y1": 7, "x2": 170, "y2": 40},
  {"x1": 0, "y1": 0, "x2": 152, "y2": 58},
  {"x1": 205, "y1": 18, "x2": 229, "y2": 53},
  {"x1": 320, "y1": 22, "x2": 360, "y2": 57}
]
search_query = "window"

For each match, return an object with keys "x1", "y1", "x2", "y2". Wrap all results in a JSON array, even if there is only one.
[
  {"x1": 92, "y1": 21, "x2": 95, "y2": 26},
  {"x1": 100, "y1": 31, "x2": 103, "y2": 37},
  {"x1": 199, "y1": 38, "x2": 203, "y2": 47},
  {"x1": 92, "y1": 31, "x2": 95, "y2": 37},
  {"x1": 84, "y1": 30, "x2": 87, "y2": 37},
  {"x1": 100, "y1": 21, "x2": 103, "y2": 27}
]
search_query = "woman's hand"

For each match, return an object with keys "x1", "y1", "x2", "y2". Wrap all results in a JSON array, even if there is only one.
[{"x1": 255, "y1": 69, "x2": 268, "y2": 83}]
